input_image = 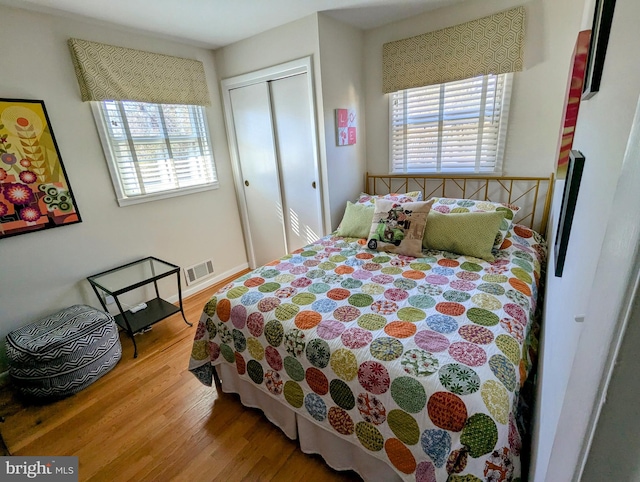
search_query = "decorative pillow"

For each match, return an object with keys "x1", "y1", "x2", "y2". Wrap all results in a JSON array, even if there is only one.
[
  {"x1": 357, "y1": 191, "x2": 422, "y2": 205},
  {"x1": 430, "y1": 197, "x2": 520, "y2": 249},
  {"x1": 423, "y1": 210, "x2": 506, "y2": 262},
  {"x1": 367, "y1": 199, "x2": 434, "y2": 257},
  {"x1": 335, "y1": 201, "x2": 375, "y2": 239}
]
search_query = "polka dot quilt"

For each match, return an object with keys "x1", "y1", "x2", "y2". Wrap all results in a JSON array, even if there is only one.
[{"x1": 189, "y1": 224, "x2": 546, "y2": 481}]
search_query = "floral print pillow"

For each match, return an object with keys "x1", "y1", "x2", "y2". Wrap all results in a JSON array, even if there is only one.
[{"x1": 356, "y1": 191, "x2": 422, "y2": 205}]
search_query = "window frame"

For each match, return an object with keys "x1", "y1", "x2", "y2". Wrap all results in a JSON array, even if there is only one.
[
  {"x1": 388, "y1": 73, "x2": 513, "y2": 175},
  {"x1": 91, "y1": 100, "x2": 218, "y2": 207}
]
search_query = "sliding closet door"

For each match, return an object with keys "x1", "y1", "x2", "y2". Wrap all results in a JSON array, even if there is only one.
[
  {"x1": 224, "y1": 59, "x2": 325, "y2": 268},
  {"x1": 269, "y1": 73, "x2": 323, "y2": 253},
  {"x1": 229, "y1": 82, "x2": 287, "y2": 267}
]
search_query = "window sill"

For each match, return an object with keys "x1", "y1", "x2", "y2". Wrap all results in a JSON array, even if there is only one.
[
  {"x1": 115, "y1": 182, "x2": 219, "y2": 207},
  {"x1": 389, "y1": 170, "x2": 501, "y2": 176}
]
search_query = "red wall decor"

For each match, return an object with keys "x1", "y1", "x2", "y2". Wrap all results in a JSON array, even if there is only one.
[{"x1": 555, "y1": 30, "x2": 591, "y2": 179}]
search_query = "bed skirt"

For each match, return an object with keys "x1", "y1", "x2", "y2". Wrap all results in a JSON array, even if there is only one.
[{"x1": 215, "y1": 363, "x2": 401, "y2": 481}]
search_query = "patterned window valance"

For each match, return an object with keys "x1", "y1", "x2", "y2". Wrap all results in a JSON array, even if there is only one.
[
  {"x1": 68, "y1": 38, "x2": 211, "y2": 106},
  {"x1": 382, "y1": 6, "x2": 525, "y2": 93}
]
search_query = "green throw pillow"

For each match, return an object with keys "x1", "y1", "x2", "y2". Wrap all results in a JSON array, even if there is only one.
[
  {"x1": 423, "y1": 210, "x2": 505, "y2": 262},
  {"x1": 336, "y1": 201, "x2": 375, "y2": 238}
]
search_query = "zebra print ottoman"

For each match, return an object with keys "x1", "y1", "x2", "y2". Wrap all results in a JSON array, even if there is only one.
[{"x1": 6, "y1": 304, "x2": 121, "y2": 398}]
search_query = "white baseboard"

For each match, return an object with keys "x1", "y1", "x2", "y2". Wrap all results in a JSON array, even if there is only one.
[
  {"x1": 0, "y1": 266, "x2": 249, "y2": 384},
  {"x1": 166, "y1": 262, "x2": 249, "y2": 304}
]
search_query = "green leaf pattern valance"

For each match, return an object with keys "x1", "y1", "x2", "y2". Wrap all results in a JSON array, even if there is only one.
[
  {"x1": 382, "y1": 6, "x2": 525, "y2": 93},
  {"x1": 68, "y1": 38, "x2": 211, "y2": 106}
]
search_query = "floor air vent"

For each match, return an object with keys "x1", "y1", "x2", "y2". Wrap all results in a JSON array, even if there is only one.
[{"x1": 185, "y1": 259, "x2": 214, "y2": 285}]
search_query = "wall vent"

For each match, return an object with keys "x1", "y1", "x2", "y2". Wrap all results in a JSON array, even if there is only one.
[{"x1": 184, "y1": 259, "x2": 214, "y2": 285}]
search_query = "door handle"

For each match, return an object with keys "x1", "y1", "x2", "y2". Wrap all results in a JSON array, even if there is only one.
[
  {"x1": 245, "y1": 180, "x2": 250, "y2": 187},
  {"x1": 312, "y1": 181, "x2": 316, "y2": 189}
]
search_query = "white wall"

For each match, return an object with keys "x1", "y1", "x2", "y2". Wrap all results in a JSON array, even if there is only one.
[
  {"x1": 215, "y1": 14, "x2": 320, "y2": 84},
  {"x1": 363, "y1": 0, "x2": 585, "y2": 177},
  {"x1": 583, "y1": 270, "x2": 640, "y2": 481},
  {"x1": 0, "y1": 6, "x2": 247, "y2": 371},
  {"x1": 317, "y1": 14, "x2": 367, "y2": 230},
  {"x1": 215, "y1": 13, "x2": 367, "y2": 232},
  {"x1": 215, "y1": 15, "x2": 331, "y2": 233},
  {"x1": 538, "y1": 0, "x2": 640, "y2": 478},
  {"x1": 360, "y1": 1, "x2": 631, "y2": 479}
]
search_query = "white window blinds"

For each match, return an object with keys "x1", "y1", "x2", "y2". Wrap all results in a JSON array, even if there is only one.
[
  {"x1": 389, "y1": 73, "x2": 512, "y2": 174},
  {"x1": 93, "y1": 100, "x2": 218, "y2": 205}
]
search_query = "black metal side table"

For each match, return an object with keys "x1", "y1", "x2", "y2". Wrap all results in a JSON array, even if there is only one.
[{"x1": 87, "y1": 256, "x2": 192, "y2": 358}]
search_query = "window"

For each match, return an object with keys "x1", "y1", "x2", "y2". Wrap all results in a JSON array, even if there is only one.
[
  {"x1": 92, "y1": 100, "x2": 218, "y2": 206},
  {"x1": 389, "y1": 73, "x2": 513, "y2": 174}
]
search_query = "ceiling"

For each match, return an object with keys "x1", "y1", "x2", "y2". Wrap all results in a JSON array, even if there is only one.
[{"x1": 2, "y1": 0, "x2": 466, "y2": 48}]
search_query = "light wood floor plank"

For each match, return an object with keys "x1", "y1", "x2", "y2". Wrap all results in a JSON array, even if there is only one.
[{"x1": 1, "y1": 270, "x2": 361, "y2": 481}]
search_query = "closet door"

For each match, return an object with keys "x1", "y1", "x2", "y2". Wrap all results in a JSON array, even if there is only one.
[
  {"x1": 229, "y1": 82, "x2": 287, "y2": 267},
  {"x1": 269, "y1": 73, "x2": 323, "y2": 253}
]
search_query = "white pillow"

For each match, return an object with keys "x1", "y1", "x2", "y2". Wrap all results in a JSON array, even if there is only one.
[
  {"x1": 356, "y1": 191, "x2": 422, "y2": 205},
  {"x1": 366, "y1": 198, "x2": 434, "y2": 257}
]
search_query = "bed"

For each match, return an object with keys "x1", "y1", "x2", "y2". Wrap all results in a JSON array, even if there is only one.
[{"x1": 189, "y1": 173, "x2": 553, "y2": 481}]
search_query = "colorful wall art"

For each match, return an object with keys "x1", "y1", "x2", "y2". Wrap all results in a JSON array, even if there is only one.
[
  {"x1": 556, "y1": 30, "x2": 591, "y2": 179},
  {"x1": 0, "y1": 99, "x2": 81, "y2": 239},
  {"x1": 335, "y1": 108, "x2": 356, "y2": 146}
]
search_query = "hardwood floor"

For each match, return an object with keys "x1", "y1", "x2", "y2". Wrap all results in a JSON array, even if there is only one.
[{"x1": 0, "y1": 272, "x2": 361, "y2": 481}]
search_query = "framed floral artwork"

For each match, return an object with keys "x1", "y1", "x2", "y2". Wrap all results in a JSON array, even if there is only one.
[{"x1": 0, "y1": 99, "x2": 81, "y2": 239}]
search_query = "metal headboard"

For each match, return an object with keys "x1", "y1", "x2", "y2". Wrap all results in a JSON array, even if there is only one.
[{"x1": 365, "y1": 173, "x2": 554, "y2": 236}]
